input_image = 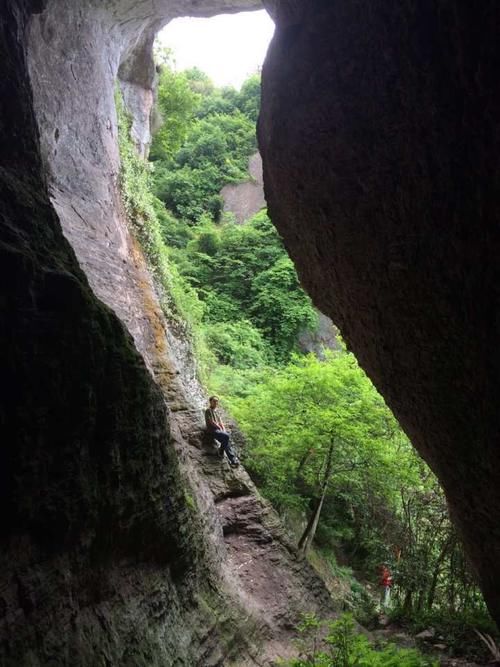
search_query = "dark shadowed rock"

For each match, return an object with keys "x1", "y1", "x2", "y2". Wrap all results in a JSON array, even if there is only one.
[{"x1": 259, "y1": 0, "x2": 500, "y2": 625}]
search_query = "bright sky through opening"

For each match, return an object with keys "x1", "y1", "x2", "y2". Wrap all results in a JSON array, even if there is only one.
[{"x1": 157, "y1": 10, "x2": 275, "y2": 89}]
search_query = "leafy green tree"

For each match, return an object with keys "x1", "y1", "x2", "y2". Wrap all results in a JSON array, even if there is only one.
[
  {"x1": 227, "y1": 348, "x2": 491, "y2": 627},
  {"x1": 178, "y1": 211, "x2": 317, "y2": 359},
  {"x1": 152, "y1": 163, "x2": 223, "y2": 222},
  {"x1": 152, "y1": 198, "x2": 193, "y2": 249},
  {"x1": 150, "y1": 64, "x2": 201, "y2": 160},
  {"x1": 184, "y1": 67, "x2": 215, "y2": 96},
  {"x1": 150, "y1": 68, "x2": 259, "y2": 223},
  {"x1": 152, "y1": 112, "x2": 255, "y2": 222},
  {"x1": 250, "y1": 256, "x2": 318, "y2": 359},
  {"x1": 236, "y1": 73, "x2": 261, "y2": 123},
  {"x1": 196, "y1": 85, "x2": 240, "y2": 119},
  {"x1": 230, "y1": 351, "x2": 420, "y2": 541},
  {"x1": 203, "y1": 319, "x2": 271, "y2": 369}
]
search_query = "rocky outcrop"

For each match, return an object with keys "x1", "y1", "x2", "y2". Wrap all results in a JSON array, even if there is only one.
[
  {"x1": 1, "y1": 1, "x2": 338, "y2": 664},
  {"x1": 259, "y1": 0, "x2": 500, "y2": 625},
  {"x1": 0, "y1": 2, "x2": 216, "y2": 664},
  {"x1": 298, "y1": 312, "x2": 340, "y2": 358},
  {"x1": 221, "y1": 152, "x2": 266, "y2": 223}
]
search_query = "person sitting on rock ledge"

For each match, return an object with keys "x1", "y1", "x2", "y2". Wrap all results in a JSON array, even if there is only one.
[{"x1": 205, "y1": 396, "x2": 239, "y2": 467}]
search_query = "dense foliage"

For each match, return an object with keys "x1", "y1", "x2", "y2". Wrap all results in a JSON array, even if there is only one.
[
  {"x1": 151, "y1": 63, "x2": 257, "y2": 223},
  {"x1": 285, "y1": 613, "x2": 437, "y2": 667},
  {"x1": 148, "y1": 60, "x2": 317, "y2": 366},
  {"x1": 227, "y1": 351, "x2": 494, "y2": 654},
  {"x1": 150, "y1": 56, "x2": 201, "y2": 160},
  {"x1": 175, "y1": 210, "x2": 317, "y2": 362}
]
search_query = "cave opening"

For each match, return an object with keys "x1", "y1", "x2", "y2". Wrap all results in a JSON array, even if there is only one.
[{"x1": 2, "y1": 1, "x2": 500, "y2": 664}]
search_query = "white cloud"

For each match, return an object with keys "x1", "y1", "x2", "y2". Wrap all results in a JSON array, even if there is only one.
[{"x1": 156, "y1": 10, "x2": 275, "y2": 89}]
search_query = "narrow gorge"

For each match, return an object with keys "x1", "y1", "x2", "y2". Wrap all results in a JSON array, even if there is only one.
[{"x1": 2, "y1": 1, "x2": 500, "y2": 665}]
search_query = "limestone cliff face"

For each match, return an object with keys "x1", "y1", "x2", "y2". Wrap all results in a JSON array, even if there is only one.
[
  {"x1": 26, "y1": 0, "x2": 261, "y2": 373},
  {"x1": 259, "y1": 0, "x2": 500, "y2": 625},
  {"x1": 0, "y1": 3, "x2": 210, "y2": 664},
  {"x1": 221, "y1": 152, "x2": 267, "y2": 224},
  {"x1": 1, "y1": 1, "x2": 337, "y2": 665}
]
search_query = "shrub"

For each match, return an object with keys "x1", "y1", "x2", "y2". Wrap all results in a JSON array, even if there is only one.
[
  {"x1": 202, "y1": 319, "x2": 271, "y2": 369},
  {"x1": 283, "y1": 613, "x2": 437, "y2": 667}
]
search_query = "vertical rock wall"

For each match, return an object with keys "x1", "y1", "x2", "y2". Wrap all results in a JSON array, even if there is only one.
[
  {"x1": 259, "y1": 0, "x2": 500, "y2": 624},
  {"x1": 27, "y1": 0, "x2": 263, "y2": 377},
  {"x1": 0, "y1": 2, "x2": 214, "y2": 663}
]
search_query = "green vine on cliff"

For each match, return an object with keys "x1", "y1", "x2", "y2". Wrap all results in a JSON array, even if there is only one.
[{"x1": 115, "y1": 85, "x2": 213, "y2": 378}]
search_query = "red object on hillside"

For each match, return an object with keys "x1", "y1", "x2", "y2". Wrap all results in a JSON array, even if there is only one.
[{"x1": 379, "y1": 566, "x2": 393, "y2": 588}]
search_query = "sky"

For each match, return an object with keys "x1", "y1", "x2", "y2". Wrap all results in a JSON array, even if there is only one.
[{"x1": 157, "y1": 10, "x2": 275, "y2": 89}]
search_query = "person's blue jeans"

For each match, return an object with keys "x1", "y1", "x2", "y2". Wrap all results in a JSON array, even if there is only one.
[{"x1": 213, "y1": 429, "x2": 237, "y2": 464}]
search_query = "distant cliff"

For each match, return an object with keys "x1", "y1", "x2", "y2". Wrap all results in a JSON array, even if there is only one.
[{"x1": 221, "y1": 152, "x2": 267, "y2": 223}]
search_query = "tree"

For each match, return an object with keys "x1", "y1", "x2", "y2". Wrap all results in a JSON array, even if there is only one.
[
  {"x1": 177, "y1": 211, "x2": 317, "y2": 359},
  {"x1": 298, "y1": 437, "x2": 336, "y2": 554},
  {"x1": 203, "y1": 320, "x2": 271, "y2": 369},
  {"x1": 250, "y1": 255, "x2": 318, "y2": 359},
  {"x1": 150, "y1": 64, "x2": 201, "y2": 160},
  {"x1": 152, "y1": 112, "x2": 255, "y2": 222},
  {"x1": 237, "y1": 73, "x2": 261, "y2": 123},
  {"x1": 184, "y1": 67, "x2": 214, "y2": 96},
  {"x1": 230, "y1": 352, "x2": 421, "y2": 549}
]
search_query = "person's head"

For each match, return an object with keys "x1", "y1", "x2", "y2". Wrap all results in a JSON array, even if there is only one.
[{"x1": 209, "y1": 395, "x2": 219, "y2": 409}]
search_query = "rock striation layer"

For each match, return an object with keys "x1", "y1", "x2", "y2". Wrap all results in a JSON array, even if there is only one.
[{"x1": 259, "y1": 0, "x2": 500, "y2": 625}]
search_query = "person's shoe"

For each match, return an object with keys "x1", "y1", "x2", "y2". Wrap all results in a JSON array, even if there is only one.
[{"x1": 230, "y1": 460, "x2": 239, "y2": 468}]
